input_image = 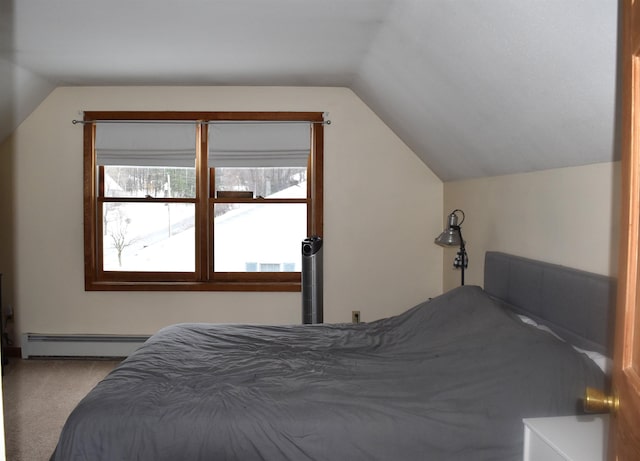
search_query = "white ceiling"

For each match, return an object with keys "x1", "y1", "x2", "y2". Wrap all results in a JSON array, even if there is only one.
[{"x1": 0, "y1": 0, "x2": 619, "y2": 181}]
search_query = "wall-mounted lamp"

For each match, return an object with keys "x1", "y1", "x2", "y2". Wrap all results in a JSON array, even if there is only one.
[{"x1": 434, "y1": 209, "x2": 468, "y2": 286}]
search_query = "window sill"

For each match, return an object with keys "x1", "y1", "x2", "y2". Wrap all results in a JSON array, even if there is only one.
[{"x1": 85, "y1": 280, "x2": 301, "y2": 292}]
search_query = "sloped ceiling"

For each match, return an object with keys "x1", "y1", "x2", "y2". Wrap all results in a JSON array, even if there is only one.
[{"x1": 0, "y1": 0, "x2": 618, "y2": 181}]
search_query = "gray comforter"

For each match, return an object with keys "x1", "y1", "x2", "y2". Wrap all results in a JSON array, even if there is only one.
[{"x1": 51, "y1": 286, "x2": 605, "y2": 460}]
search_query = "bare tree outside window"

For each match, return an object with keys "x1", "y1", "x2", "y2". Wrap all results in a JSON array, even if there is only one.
[{"x1": 108, "y1": 208, "x2": 137, "y2": 267}]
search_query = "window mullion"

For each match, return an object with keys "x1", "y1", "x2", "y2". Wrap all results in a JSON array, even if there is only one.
[
  {"x1": 95, "y1": 166, "x2": 105, "y2": 279},
  {"x1": 209, "y1": 167, "x2": 216, "y2": 278},
  {"x1": 196, "y1": 123, "x2": 210, "y2": 281}
]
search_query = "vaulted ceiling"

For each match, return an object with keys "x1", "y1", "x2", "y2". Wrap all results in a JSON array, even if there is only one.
[{"x1": 0, "y1": 0, "x2": 619, "y2": 181}]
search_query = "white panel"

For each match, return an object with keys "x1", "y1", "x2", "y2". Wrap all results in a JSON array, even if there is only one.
[
  {"x1": 524, "y1": 426, "x2": 566, "y2": 461},
  {"x1": 522, "y1": 416, "x2": 608, "y2": 461}
]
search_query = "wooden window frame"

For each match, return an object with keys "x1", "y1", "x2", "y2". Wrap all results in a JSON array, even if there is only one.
[{"x1": 83, "y1": 111, "x2": 324, "y2": 291}]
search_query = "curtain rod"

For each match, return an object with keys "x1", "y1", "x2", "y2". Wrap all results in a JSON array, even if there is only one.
[{"x1": 72, "y1": 119, "x2": 331, "y2": 126}]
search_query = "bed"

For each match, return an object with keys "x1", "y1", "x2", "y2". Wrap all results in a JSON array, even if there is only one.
[{"x1": 50, "y1": 252, "x2": 615, "y2": 460}]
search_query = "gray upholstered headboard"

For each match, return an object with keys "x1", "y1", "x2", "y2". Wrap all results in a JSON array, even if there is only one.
[{"x1": 484, "y1": 251, "x2": 616, "y2": 356}]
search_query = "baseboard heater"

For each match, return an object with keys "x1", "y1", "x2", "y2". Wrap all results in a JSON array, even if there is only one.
[{"x1": 21, "y1": 333, "x2": 150, "y2": 359}]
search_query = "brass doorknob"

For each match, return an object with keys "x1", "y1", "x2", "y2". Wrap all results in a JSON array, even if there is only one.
[{"x1": 584, "y1": 387, "x2": 619, "y2": 413}]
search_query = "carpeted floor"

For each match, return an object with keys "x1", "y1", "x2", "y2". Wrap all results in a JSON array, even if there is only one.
[{"x1": 2, "y1": 358, "x2": 120, "y2": 461}]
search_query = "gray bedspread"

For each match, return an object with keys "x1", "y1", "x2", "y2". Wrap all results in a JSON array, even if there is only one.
[{"x1": 51, "y1": 286, "x2": 605, "y2": 460}]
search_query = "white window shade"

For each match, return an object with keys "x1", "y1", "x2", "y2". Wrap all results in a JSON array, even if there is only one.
[
  {"x1": 95, "y1": 123, "x2": 196, "y2": 167},
  {"x1": 209, "y1": 123, "x2": 310, "y2": 168}
]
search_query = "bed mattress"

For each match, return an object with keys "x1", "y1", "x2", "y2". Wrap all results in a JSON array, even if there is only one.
[{"x1": 50, "y1": 286, "x2": 605, "y2": 460}]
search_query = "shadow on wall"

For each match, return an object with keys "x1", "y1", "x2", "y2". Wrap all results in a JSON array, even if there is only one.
[
  {"x1": 608, "y1": 5, "x2": 624, "y2": 279},
  {"x1": 0, "y1": 0, "x2": 18, "y2": 351},
  {"x1": 0, "y1": 1, "x2": 15, "y2": 141}
]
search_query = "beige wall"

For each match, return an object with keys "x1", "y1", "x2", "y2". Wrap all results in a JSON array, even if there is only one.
[
  {"x1": 0, "y1": 86, "x2": 443, "y2": 343},
  {"x1": 442, "y1": 162, "x2": 620, "y2": 291}
]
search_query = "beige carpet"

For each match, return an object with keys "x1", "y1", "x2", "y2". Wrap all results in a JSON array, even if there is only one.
[{"x1": 2, "y1": 359, "x2": 120, "y2": 461}]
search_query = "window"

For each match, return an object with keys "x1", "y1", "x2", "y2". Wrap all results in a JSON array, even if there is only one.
[{"x1": 83, "y1": 111, "x2": 324, "y2": 291}]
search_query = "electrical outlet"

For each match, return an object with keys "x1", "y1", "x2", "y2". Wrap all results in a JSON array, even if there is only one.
[{"x1": 352, "y1": 310, "x2": 361, "y2": 323}]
